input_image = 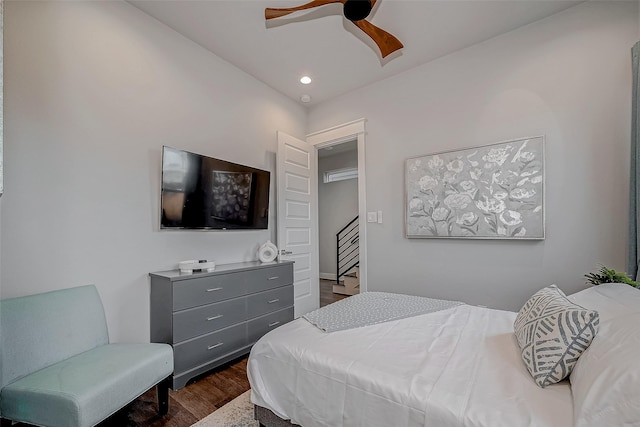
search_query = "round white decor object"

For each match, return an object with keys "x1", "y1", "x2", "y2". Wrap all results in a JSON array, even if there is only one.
[{"x1": 258, "y1": 241, "x2": 278, "y2": 263}]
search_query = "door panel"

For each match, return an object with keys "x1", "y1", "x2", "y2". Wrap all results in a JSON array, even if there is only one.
[{"x1": 277, "y1": 131, "x2": 319, "y2": 317}]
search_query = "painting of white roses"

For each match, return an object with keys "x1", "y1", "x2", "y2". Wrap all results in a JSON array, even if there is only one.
[{"x1": 405, "y1": 136, "x2": 544, "y2": 239}]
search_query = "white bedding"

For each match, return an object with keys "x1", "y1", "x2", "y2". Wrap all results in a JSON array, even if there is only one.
[
  {"x1": 567, "y1": 284, "x2": 640, "y2": 427},
  {"x1": 248, "y1": 303, "x2": 573, "y2": 427}
]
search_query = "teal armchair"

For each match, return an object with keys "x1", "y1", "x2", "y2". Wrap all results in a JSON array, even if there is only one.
[{"x1": 0, "y1": 285, "x2": 173, "y2": 427}]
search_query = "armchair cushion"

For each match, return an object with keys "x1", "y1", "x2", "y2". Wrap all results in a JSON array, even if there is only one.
[{"x1": 1, "y1": 343, "x2": 173, "y2": 427}]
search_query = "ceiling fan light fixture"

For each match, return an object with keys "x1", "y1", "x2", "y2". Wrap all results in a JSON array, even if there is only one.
[{"x1": 300, "y1": 76, "x2": 312, "y2": 84}]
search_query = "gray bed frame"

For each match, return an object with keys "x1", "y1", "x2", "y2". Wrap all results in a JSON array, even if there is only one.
[{"x1": 254, "y1": 405, "x2": 300, "y2": 427}]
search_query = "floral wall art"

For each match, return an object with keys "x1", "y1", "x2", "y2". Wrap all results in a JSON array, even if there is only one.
[{"x1": 405, "y1": 136, "x2": 544, "y2": 239}]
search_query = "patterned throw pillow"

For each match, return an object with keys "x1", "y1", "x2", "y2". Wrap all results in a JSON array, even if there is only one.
[{"x1": 513, "y1": 285, "x2": 599, "y2": 388}]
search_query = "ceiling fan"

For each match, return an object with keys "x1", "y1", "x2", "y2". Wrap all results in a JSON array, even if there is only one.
[{"x1": 265, "y1": 0, "x2": 404, "y2": 58}]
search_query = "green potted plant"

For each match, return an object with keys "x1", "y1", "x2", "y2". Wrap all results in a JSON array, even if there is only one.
[{"x1": 584, "y1": 264, "x2": 640, "y2": 288}]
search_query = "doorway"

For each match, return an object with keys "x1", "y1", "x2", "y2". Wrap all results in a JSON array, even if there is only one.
[
  {"x1": 318, "y1": 140, "x2": 359, "y2": 305},
  {"x1": 307, "y1": 119, "x2": 367, "y2": 307}
]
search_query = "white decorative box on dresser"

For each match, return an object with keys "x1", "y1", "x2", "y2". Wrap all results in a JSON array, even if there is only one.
[{"x1": 150, "y1": 260, "x2": 294, "y2": 390}]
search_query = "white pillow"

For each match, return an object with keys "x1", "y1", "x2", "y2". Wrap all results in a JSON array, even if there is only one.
[
  {"x1": 513, "y1": 285, "x2": 599, "y2": 388},
  {"x1": 568, "y1": 284, "x2": 640, "y2": 426},
  {"x1": 568, "y1": 283, "x2": 640, "y2": 321}
]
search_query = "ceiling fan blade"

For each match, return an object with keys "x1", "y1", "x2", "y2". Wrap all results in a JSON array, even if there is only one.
[
  {"x1": 352, "y1": 19, "x2": 403, "y2": 58},
  {"x1": 265, "y1": 0, "x2": 345, "y2": 20}
]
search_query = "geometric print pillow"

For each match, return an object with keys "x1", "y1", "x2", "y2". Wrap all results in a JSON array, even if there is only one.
[{"x1": 513, "y1": 285, "x2": 599, "y2": 388}]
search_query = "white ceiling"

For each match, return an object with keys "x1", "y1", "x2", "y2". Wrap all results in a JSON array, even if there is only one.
[
  {"x1": 129, "y1": 0, "x2": 583, "y2": 106},
  {"x1": 318, "y1": 139, "x2": 358, "y2": 157}
]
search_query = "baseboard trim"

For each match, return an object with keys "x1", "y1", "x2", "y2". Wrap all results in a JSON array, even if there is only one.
[{"x1": 320, "y1": 272, "x2": 337, "y2": 281}]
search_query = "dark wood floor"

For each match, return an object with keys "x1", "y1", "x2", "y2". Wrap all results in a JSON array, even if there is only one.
[
  {"x1": 320, "y1": 278, "x2": 349, "y2": 307},
  {"x1": 96, "y1": 280, "x2": 346, "y2": 427}
]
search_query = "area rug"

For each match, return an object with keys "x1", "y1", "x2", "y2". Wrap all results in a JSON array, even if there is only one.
[{"x1": 191, "y1": 390, "x2": 259, "y2": 427}]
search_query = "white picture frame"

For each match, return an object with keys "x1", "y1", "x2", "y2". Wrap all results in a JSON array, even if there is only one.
[{"x1": 405, "y1": 136, "x2": 545, "y2": 239}]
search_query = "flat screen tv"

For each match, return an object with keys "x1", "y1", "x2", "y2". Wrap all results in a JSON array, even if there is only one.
[{"x1": 161, "y1": 146, "x2": 270, "y2": 230}]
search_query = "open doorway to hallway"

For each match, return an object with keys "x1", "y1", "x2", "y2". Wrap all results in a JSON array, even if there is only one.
[{"x1": 317, "y1": 139, "x2": 360, "y2": 307}]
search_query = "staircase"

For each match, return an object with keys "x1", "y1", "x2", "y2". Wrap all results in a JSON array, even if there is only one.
[
  {"x1": 333, "y1": 216, "x2": 359, "y2": 296},
  {"x1": 333, "y1": 267, "x2": 359, "y2": 296}
]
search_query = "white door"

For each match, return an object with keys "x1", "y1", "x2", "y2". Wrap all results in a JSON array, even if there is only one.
[{"x1": 277, "y1": 131, "x2": 319, "y2": 317}]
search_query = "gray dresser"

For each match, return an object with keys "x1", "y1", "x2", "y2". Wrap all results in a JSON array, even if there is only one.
[{"x1": 150, "y1": 260, "x2": 294, "y2": 390}]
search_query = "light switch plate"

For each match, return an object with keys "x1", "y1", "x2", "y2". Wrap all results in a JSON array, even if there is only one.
[
  {"x1": 377, "y1": 210, "x2": 383, "y2": 223},
  {"x1": 367, "y1": 212, "x2": 378, "y2": 223}
]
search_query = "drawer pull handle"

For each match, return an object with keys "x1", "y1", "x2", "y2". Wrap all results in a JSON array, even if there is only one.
[
  {"x1": 268, "y1": 276, "x2": 279, "y2": 280},
  {"x1": 207, "y1": 342, "x2": 224, "y2": 350},
  {"x1": 206, "y1": 287, "x2": 223, "y2": 292},
  {"x1": 206, "y1": 315, "x2": 223, "y2": 321},
  {"x1": 268, "y1": 321, "x2": 280, "y2": 327},
  {"x1": 268, "y1": 299, "x2": 280, "y2": 304}
]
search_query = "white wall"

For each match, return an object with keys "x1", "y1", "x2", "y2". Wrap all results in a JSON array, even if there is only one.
[
  {"x1": 2, "y1": 1, "x2": 307, "y2": 342},
  {"x1": 318, "y1": 149, "x2": 359, "y2": 277},
  {"x1": 309, "y1": 1, "x2": 639, "y2": 310}
]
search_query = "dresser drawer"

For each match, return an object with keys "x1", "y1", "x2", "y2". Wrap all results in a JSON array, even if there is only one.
[
  {"x1": 173, "y1": 274, "x2": 247, "y2": 311},
  {"x1": 173, "y1": 297, "x2": 247, "y2": 343},
  {"x1": 245, "y1": 264, "x2": 293, "y2": 294},
  {"x1": 174, "y1": 323, "x2": 247, "y2": 373},
  {"x1": 247, "y1": 286, "x2": 293, "y2": 319},
  {"x1": 247, "y1": 307, "x2": 294, "y2": 345}
]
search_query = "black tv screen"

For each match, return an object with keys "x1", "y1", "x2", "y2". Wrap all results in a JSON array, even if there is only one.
[{"x1": 161, "y1": 146, "x2": 270, "y2": 230}]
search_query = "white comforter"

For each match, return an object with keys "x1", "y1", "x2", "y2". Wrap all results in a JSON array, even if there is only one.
[{"x1": 248, "y1": 304, "x2": 573, "y2": 427}]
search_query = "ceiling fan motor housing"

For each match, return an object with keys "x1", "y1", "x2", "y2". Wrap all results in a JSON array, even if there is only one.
[
  {"x1": 264, "y1": 0, "x2": 403, "y2": 59},
  {"x1": 343, "y1": 0, "x2": 372, "y2": 21}
]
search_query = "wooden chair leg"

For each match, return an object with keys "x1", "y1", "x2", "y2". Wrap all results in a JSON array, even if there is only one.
[{"x1": 157, "y1": 377, "x2": 171, "y2": 415}]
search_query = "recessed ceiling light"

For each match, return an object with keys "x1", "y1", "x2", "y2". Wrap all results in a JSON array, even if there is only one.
[
  {"x1": 300, "y1": 76, "x2": 312, "y2": 85},
  {"x1": 300, "y1": 94, "x2": 312, "y2": 103}
]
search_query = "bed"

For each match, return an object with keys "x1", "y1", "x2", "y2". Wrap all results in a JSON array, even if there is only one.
[{"x1": 247, "y1": 283, "x2": 640, "y2": 427}]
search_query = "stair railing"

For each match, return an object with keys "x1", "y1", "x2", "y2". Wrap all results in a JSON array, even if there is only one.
[{"x1": 336, "y1": 216, "x2": 359, "y2": 284}]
